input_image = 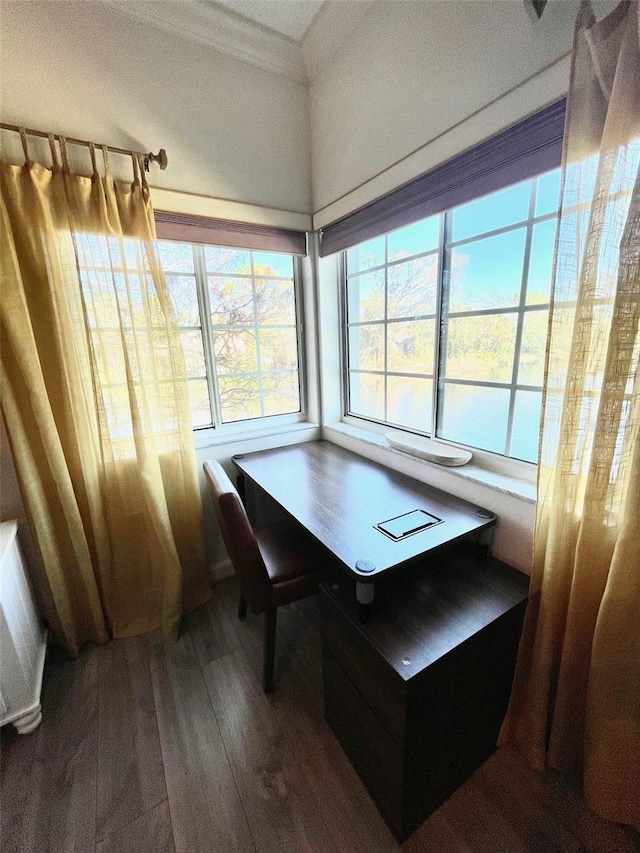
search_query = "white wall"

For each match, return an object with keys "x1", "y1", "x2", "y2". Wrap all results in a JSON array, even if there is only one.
[
  {"x1": 310, "y1": 0, "x2": 585, "y2": 223},
  {"x1": 0, "y1": 0, "x2": 311, "y2": 214}
]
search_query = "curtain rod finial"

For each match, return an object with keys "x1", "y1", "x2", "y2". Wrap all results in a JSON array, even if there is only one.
[{"x1": 146, "y1": 148, "x2": 168, "y2": 171}]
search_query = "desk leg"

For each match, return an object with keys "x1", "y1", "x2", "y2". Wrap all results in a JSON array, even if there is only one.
[
  {"x1": 356, "y1": 581, "x2": 375, "y2": 623},
  {"x1": 235, "y1": 472, "x2": 246, "y2": 505},
  {"x1": 475, "y1": 525, "x2": 495, "y2": 559}
]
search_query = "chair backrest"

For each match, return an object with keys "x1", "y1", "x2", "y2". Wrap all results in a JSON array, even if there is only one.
[{"x1": 203, "y1": 460, "x2": 272, "y2": 614}]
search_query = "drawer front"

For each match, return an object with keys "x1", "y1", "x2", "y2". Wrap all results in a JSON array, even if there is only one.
[
  {"x1": 323, "y1": 648, "x2": 405, "y2": 840},
  {"x1": 319, "y1": 592, "x2": 406, "y2": 746}
]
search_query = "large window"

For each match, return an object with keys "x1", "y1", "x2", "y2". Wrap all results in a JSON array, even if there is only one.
[
  {"x1": 344, "y1": 169, "x2": 560, "y2": 463},
  {"x1": 157, "y1": 241, "x2": 303, "y2": 429}
]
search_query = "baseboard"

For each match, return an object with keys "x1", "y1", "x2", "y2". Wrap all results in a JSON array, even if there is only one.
[{"x1": 211, "y1": 558, "x2": 234, "y2": 582}]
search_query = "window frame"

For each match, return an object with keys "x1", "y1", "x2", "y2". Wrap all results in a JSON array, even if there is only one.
[
  {"x1": 340, "y1": 170, "x2": 560, "y2": 473},
  {"x1": 160, "y1": 239, "x2": 307, "y2": 435}
]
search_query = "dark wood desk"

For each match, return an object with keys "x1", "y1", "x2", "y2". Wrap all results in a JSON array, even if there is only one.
[
  {"x1": 233, "y1": 440, "x2": 528, "y2": 839},
  {"x1": 233, "y1": 440, "x2": 496, "y2": 615}
]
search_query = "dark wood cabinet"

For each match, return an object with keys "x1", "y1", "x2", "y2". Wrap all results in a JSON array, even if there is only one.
[{"x1": 319, "y1": 541, "x2": 529, "y2": 842}]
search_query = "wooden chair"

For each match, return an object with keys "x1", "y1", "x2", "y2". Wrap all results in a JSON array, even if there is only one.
[{"x1": 203, "y1": 459, "x2": 332, "y2": 693}]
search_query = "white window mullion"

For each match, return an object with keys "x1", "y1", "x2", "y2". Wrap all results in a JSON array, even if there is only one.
[
  {"x1": 383, "y1": 235, "x2": 389, "y2": 423},
  {"x1": 250, "y1": 252, "x2": 266, "y2": 418},
  {"x1": 436, "y1": 210, "x2": 455, "y2": 440},
  {"x1": 505, "y1": 179, "x2": 538, "y2": 457},
  {"x1": 431, "y1": 213, "x2": 446, "y2": 438},
  {"x1": 193, "y1": 244, "x2": 220, "y2": 429},
  {"x1": 292, "y1": 256, "x2": 307, "y2": 418}
]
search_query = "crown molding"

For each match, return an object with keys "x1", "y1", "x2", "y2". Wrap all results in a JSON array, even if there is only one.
[
  {"x1": 302, "y1": 0, "x2": 375, "y2": 82},
  {"x1": 102, "y1": 1, "x2": 306, "y2": 83}
]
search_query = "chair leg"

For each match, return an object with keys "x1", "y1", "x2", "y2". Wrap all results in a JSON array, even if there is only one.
[
  {"x1": 238, "y1": 589, "x2": 247, "y2": 620},
  {"x1": 262, "y1": 607, "x2": 277, "y2": 694}
]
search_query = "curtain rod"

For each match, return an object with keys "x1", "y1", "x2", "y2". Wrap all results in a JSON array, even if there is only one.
[{"x1": 0, "y1": 123, "x2": 168, "y2": 171}]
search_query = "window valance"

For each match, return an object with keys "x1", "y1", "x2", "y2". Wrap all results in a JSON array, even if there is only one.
[{"x1": 155, "y1": 211, "x2": 307, "y2": 256}]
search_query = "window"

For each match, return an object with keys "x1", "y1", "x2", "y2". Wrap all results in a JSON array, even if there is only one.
[
  {"x1": 157, "y1": 241, "x2": 303, "y2": 430},
  {"x1": 344, "y1": 169, "x2": 560, "y2": 463}
]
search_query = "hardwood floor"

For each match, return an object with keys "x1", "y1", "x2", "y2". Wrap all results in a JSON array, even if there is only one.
[{"x1": 2, "y1": 577, "x2": 638, "y2": 853}]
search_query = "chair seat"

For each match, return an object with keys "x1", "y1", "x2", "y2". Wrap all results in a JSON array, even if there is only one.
[{"x1": 255, "y1": 518, "x2": 332, "y2": 607}]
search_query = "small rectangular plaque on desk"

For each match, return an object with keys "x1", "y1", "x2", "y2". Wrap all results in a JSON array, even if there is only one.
[{"x1": 375, "y1": 509, "x2": 442, "y2": 540}]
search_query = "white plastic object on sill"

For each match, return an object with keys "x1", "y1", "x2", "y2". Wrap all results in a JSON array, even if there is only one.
[
  {"x1": 0, "y1": 521, "x2": 47, "y2": 734},
  {"x1": 384, "y1": 431, "x2": 472, "y2": 467}
]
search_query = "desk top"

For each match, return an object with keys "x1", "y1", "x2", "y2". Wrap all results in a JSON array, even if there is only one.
[{"x1": 233, "y1": 441, "x2": 496, "y2": 581}]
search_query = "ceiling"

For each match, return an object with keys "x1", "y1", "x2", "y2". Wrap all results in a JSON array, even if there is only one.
[{"x1": 211, "y1": 0, "x2": 325, "y2": 41}]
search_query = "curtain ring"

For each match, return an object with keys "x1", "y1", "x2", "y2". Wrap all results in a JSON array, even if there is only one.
[
  {"x1": 18, "y1": 127, "x2": 31, "y2": 165},
  {"x1": 137, "y1": 152, "x2": 149, "y2": 190},
  {"x1": 101, "y1": 144, "x2": 111, "y2": 177},
  {"x1": 88, "y1": 141, "x2": 98, "y2": 177},
  {"x1": 47, "y1": 133, "x2": 60, "y2": 171},
  {"x1": 59, "y1": 136, "x2": 70, "y2": 173}
]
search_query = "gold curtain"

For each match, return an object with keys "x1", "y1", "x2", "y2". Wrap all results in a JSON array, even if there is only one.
[
  {"x1": 499, "y1": 0, "x2": 640, "y2": 830},
  {"x1": 0, "y1": 136, "x2": 211, "y2": 655}
]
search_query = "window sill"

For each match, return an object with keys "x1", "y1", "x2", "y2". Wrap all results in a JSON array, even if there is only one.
[
  {"x1": 194, "y1": 419, "x2": 319, "y2": 450},
  {"x1": 323, "y1": 423, "x2": 537, "y2": 504}
]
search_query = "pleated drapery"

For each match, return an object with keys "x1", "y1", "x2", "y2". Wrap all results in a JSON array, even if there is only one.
[
  {"x1": 499, "y1": 0, "x2": 640, "y2": 831},
  {"x1": 1, "y1": 135, "x2": 211, "y2": 655}
]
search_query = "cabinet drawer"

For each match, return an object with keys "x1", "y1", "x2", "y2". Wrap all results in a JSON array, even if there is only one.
[
  {"x1": 323, "y1": 647, "x2": 405, "y2": 839},
  {"x1": 319, "y1": 591, "x2": 406, "y2": 746}
]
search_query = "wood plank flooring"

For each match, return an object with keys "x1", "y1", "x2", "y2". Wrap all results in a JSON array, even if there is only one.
[
  {"x1": 97, "y1": 635, "x2": 166, "y2": 841},
  {"x1": 2, "y1": 576, "x2": 638, "y2": 853}
]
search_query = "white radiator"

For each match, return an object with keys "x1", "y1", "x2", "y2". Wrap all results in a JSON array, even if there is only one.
[{"x1": 0, "y1": 520, "x2": 47, "y2": 734}]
